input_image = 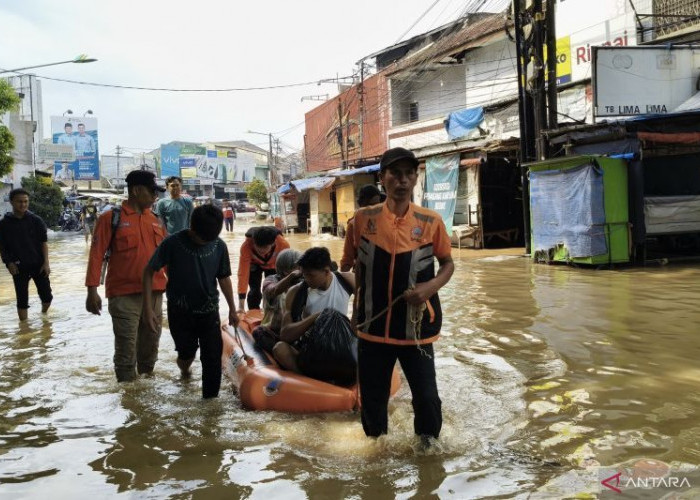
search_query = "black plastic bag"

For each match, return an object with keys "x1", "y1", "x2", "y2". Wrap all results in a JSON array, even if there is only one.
[{"x1": 297, "y1": 308, "x2": 357, "y2": 386}]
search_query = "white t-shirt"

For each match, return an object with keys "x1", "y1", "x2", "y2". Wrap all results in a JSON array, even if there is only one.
[{"x1": 303, "y1": 273, "x2": 351, "y2": 318}]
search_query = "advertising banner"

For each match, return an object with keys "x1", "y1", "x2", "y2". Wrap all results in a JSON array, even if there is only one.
[
  {"x1": 555, "y1": 0, "x2": 636, "y2": 84},
  {"x1": 38, "y1": 143, "x2": 76, "y2": 162},
  {"x1": 181, "y1": 167, "x2": 197, "y2": 179},
  {"x1": 198, "y1": 153, "x2": 254, "y2": 183},
  {"x1": 180, "y1": 144, "x2": 206, "y2": 156},
  {"x1": 423, "y1": 154, "x2": 460, "y2": 235},
  {"x1": 161, "y1": 144, "x2": 181, "y2": 179},
  {"x1": 51, "y1": 116, "x2": 99, "y2": 180}
]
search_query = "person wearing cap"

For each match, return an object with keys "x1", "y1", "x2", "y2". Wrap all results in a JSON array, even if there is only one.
[
  {"x1": 340, "y1": 184, "x2": 383, "y2": 272},
  {"x1": 351, "y1": 147, "x2": 454, "y2": 443},
  {"x1": 85, "y1": 170, "x2": 168, "y2": 382}
]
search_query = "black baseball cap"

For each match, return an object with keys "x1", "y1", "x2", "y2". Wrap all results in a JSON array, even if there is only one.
[
  {"x1": 379, "y1": 147, "x2": 419, "y2": 171},
  {"x1": 125, "y1": 170, "x2": 165, "y2": 192},
  {"x1": 357, "y1": 184, "x2": 382, "y2": 206}
]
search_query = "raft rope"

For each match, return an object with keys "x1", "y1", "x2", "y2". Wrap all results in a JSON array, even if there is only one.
[{"x1": 355, "y1": 287, "x2": 431, "y2": 359}]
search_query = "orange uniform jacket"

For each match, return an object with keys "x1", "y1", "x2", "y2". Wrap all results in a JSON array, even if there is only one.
[
  {"x1": 352, "y1": 202, "x2": 451, "y2": 345},
  {"x1": 85, "y1": 202, "x2": 167, "y2": 298},
  {"x1": 237, "y1": 233, "x2": 290, "y2": 298}
]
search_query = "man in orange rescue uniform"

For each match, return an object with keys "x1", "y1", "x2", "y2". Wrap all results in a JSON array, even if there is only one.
[
  {"x1": 237, "y1": 226, "x2": 290, "y2": 311},
  {"x1": 352, "y1": 147, "x2": 454, "y2": 444},
  {"x1": 85, "y1": 170, "x2": 167, "y2": 382}
]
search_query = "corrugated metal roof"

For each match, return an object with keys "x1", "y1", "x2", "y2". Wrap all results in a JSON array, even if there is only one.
[
  {"x1": 277, "y1": 176, "x2": 335, "y2": 194},
  {"x1": 385, "y1": 14, "x2": 508, "y2": 77},
  {"x1": 330, "y1": 164, "x2": 380, "y2": 177},
  {"x1": 209, "y1": 140, "x2": 268, "y2": 155}
]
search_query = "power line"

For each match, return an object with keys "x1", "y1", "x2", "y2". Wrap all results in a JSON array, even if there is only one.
[
  {"x1": 394, "y1": 0, "x2": 444, "y2": 44},
  {"x1": 0, "y1": 69, "x2": 356, "y2": 92}
]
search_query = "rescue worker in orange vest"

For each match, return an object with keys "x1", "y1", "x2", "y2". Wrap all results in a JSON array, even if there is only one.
[
  {"x1": 85, "y1": 170, "x2": 167, "y2": 382},
  {"x1": 237, "y1": 226, "x2": 290, "y2": 311},
  {"x1": 351, "y1": 147, "x2": 454, "y2": 444}
]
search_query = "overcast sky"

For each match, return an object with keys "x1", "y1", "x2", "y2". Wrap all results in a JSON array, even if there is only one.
[{"x1": 0, "y1": 0, "x2": 505, "y2": 159}]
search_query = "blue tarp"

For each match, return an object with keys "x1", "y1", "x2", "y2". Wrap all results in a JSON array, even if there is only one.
[
  {"x1": 530, "y1": 163, "x2": 608, "y2": 258},
  {"x1": 445, "y1": 107, "x2": 484, "y2": 141},
  {"x1": 609, "y1": 153, "x2": 634, "y2": 160},
  {"x1": 277, "y1": 176, "x2": 335, "y2": 194},
  {"x1": 330, "y1": 164, "x2": 380, "y2": 177}
]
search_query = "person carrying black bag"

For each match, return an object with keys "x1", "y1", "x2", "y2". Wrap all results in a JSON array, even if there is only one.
[{"x1": 272, "y1": 247, "x2": 357, "y2": 385}]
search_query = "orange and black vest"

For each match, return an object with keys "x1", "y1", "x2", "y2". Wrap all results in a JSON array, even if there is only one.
[{"x1": 352, "y1": 202, "x2": 452, "y2": 345}]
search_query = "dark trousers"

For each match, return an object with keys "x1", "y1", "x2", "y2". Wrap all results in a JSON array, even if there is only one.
[
  {"x1": 247, "y1": 265, "x2": 275, "y2": 310},
  {"x1": 224, "y1": 218, "x2": 233, "y2": 232},
  {"x1": 358, "y1": 338, "x2": 442, "y2": 438},
  {"x1": 12, "y1": 267, "x2": 53, "y2": 309},
  {"x1": 167, "y1": 305, "x2": 222, "y2": 398}
]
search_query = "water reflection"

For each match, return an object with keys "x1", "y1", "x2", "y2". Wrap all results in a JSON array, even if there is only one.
[{"x1": 1, "y1": 228, "x2": 699, "y2": 497}]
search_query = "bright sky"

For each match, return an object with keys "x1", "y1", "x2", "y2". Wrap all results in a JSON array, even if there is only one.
[{"x1": 0, "y1": 0, "x2": 493, "y2": 160}]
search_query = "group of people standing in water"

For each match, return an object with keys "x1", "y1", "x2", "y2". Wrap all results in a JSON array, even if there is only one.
[{"x1": 1, "y1": 146, "x2": 454, "y2": 443}]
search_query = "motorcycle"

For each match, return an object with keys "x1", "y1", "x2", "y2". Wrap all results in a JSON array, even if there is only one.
[{"x1": 60, "y1": 209, "x2": 81, "y2": 232}]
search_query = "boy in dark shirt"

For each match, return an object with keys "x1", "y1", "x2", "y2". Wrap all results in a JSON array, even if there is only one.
[
  {"x1": 142, "y1": 205, "x2": 239, "y2": 398},
  {"x1": 0, "y1": 188, "x2": 53, "y2": 321}
]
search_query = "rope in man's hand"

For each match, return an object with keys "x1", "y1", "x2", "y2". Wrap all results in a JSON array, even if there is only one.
[{"x1": 354, "y1": 286, "x2": 432, "y2": 359}]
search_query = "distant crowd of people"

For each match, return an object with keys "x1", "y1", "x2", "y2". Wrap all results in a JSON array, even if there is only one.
[{"x1": 0, "y1": 147, "x2": 455, "y2": 443}]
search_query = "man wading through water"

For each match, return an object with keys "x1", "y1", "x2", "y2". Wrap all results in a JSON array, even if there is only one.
[
  {"x1": 85, "y1": 170, "x2": 167, "y2": 382},
  {"x1": 351, "y1": 147, "x2": 454, "y2": 446},
  {"x1": 0, "y1": 188, "x2": 53, "y2": 321}
]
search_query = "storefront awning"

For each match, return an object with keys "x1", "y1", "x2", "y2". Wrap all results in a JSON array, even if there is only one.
[
  {"x1": 330, "y1": 164, "x2": 380, "y2": 177},
  {"x1": 277, "y1": 176, "x2": 335, "y2": 194}
]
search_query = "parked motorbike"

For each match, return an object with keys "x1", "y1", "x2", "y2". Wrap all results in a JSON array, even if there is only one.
[{"x1": 60, "y1": 209, "x2": 81, "y2": 232}]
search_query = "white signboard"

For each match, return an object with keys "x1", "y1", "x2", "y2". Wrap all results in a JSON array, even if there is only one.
[
  {"x1": 37, "y1": 143, "x2": 75, "y2": 162},
  {"x1": 593, "y1": 46, "x2": 700, "y2": 117}
]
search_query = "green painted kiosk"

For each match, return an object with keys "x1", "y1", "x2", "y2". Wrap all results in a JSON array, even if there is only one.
[{"x1": 527, "y1": 155, "x2": 630, "y2": 265}]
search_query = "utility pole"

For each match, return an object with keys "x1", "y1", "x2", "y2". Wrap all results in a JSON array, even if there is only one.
[
  {"x1": 28, "y1": 74, "x2": 36, "y2": 176},
  {"x1": 358, "y1": 60, "x2": 365, "y2": 161},
  {"x1": 514, "y1": 0, "x2": 535, "y2": 254},
  {"x1": 115, "y1": 145, "x2": 122, "y2": 184},
  {"x1": 337, "y1": 98, "x2": 346, "y2": 168},
  {"x1": 514, "y1": 0, "x2": 558, "y2": 254},
  {"x1": 268, "y1": 133, "x2": 274, "y2": 186},
  {"x1": 545, "y1": 0, "x2": 558, "y2": 136},
  {"x1": 532, "y1": 0, "x2": 547, "y2": 161}
]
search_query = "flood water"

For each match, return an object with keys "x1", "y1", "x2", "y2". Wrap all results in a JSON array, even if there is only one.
[{"x1": 1, "y1": 222, "x2": 699, "y2": 498}]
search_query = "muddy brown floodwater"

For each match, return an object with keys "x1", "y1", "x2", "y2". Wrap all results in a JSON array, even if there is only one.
[{"x1": 1, "y1": 222, "x2": 699, "y2": 498}]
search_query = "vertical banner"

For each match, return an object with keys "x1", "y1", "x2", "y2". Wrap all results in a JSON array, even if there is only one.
[
  {"x1": 51, "y1": 116, "x2": 99, "y2": 180},
  {"x1": 423, "y1": 154, "x2": 460, "y2": 235},
  {"x1": 160, "y1": 144, "x2": 181, "y2": 179}
]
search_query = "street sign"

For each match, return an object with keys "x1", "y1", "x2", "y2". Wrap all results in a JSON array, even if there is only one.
[{"x1": 37, "y1": 143, "x2": 76, "y2": 162}]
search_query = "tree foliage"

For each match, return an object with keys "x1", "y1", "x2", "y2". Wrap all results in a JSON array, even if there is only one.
[
  {"x1": 20, "y1": 176, "x2": 65, "y2": 227},
  {"x1": 0, "y1": 79, "x2": 21, "y2": 178},
  {"x1": 246, "y1": 178, "x2": 269, "y2": 208}
]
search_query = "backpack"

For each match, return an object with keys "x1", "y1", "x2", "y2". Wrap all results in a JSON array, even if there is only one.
[
  {"x1": 290, "y1": 271, "x2": 353, "y2": 322},
  {"x1": 99, "y1": 207, "x2": 121, "y2": 285}
]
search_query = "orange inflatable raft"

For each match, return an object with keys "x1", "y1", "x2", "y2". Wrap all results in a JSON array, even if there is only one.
[{"x1": 221, "y1": 310, "x2": 401, "y2": 413}]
